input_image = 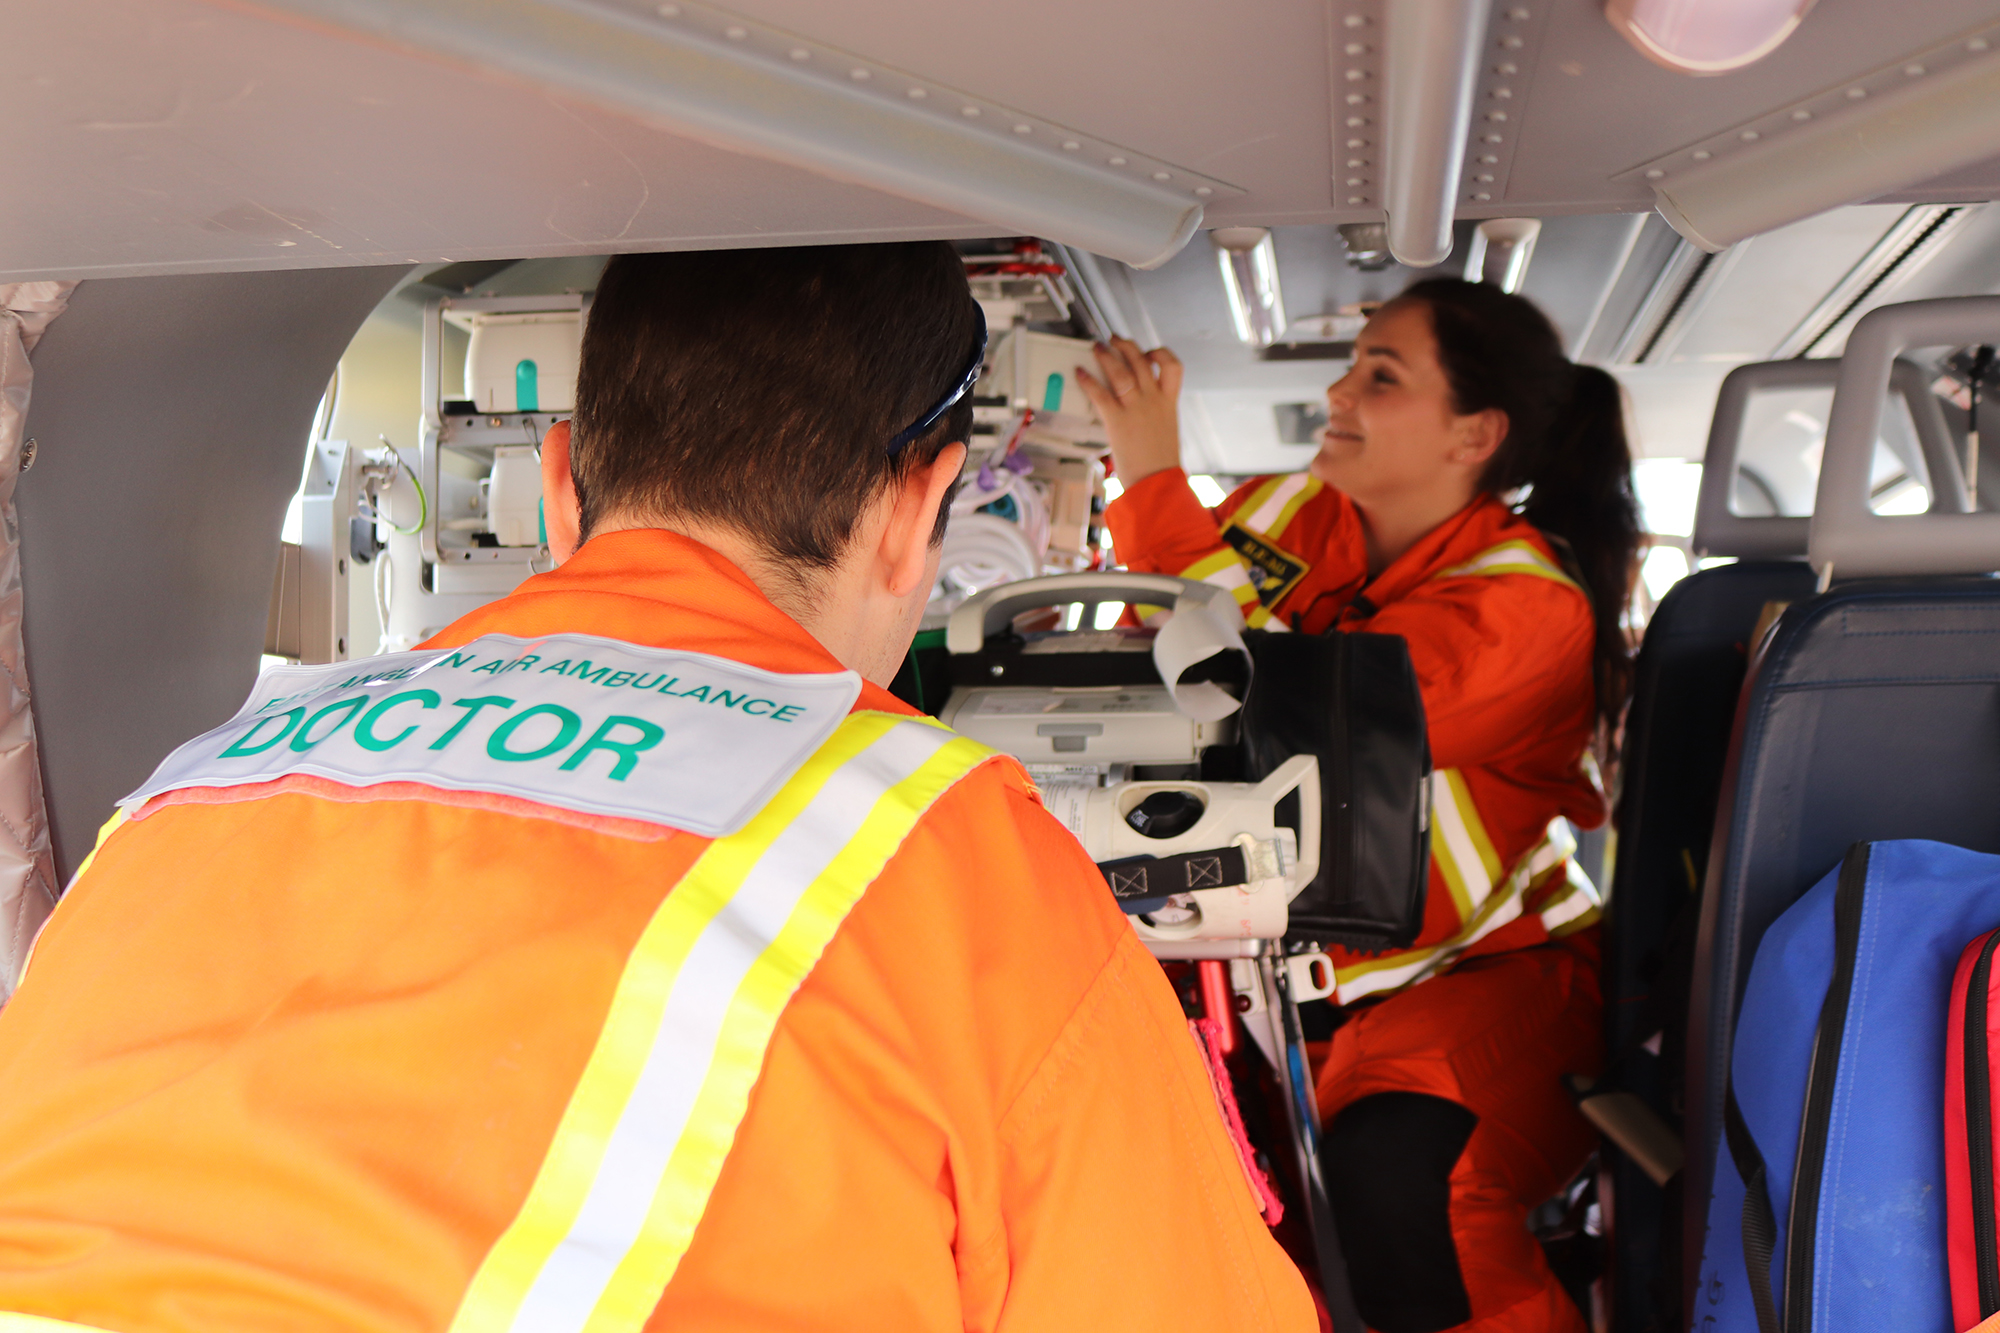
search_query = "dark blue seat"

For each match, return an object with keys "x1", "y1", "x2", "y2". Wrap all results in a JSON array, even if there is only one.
[
  {"x1": 1601, "y1": 559, "x2": 1817, "y2": 1333},
  {"x1": 1680, "y1": 297, "x2": 2000, "y2": 1318},
  {"x1": 1598, "y1": 346, "x2": 1974, "y2": 1330},
  {"x1": 1681, "y1": 577, "x2": 2000, "y2": 1309},
  {"x1": 1599, "y1": 356, "x2": 1885, "y2": 1333}
]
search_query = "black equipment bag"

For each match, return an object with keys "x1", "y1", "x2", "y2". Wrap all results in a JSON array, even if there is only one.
[{"x1": 1237, "y1": 628, "x2": 1432, "y2": 950}]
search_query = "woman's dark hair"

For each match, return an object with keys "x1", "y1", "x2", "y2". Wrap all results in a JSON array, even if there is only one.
[{"x1": 1392, "y1": 277, "x2": 1643, "y2": 735}]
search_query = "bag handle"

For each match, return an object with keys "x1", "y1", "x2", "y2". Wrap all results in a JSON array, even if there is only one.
[{"x1": 1725, "y1": 1084, "x2": 1784, "y2": 1333}]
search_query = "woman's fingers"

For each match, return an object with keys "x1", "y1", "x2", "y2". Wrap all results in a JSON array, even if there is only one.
[
  {"x1": 1087, "y1": 337, "x2": 1179, "y2": 403},
  {"x1": 1074, "y1": 341, "x2": 1186, "y2": 489},
  {"x1": 1074, "y1": 363, "x2": 1113, "y2": 412},
  {"x1": 1107, "y1": 337, "x2": 1154, "y2": 393},
  {"x1": 1145, "y1": 347, "x2": 1184, "y2": 399},
  {"x1": 1088, "y1": 339, "x2": 1140, "y2": 399}
]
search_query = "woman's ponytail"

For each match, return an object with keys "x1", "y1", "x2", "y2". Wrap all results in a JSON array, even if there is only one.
[
  {"x1": 1518, "y1": 363, "x2": 1643, "y2": 730},
  {"x1": 1396, "y1": 278, "x2": 1644, "y2": 738}
]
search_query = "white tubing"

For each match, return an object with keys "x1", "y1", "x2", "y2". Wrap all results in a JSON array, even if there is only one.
[
  {"x1": 0, "y1": 282, "x2": 70, "y2": 1001},
  {"x1": 936, "y1": 514, "x2": 1041, "y2": 602},
  {"x1": 1653, "y1": 50, "x2": 2000, "y2": 253},
  {"x1": 1383, "y1": 0, "x2": 1494, "y2": 268},
  {"x1": 235, "y1": 0, "x2": 1208, "y2": 269}
]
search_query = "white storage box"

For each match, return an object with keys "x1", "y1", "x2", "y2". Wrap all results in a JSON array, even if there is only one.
[{"x1": 463, "y1": 312, "x2": 583, "y2": 413}]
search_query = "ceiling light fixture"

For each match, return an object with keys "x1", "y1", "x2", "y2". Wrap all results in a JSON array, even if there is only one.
[
  {"x1": 229, "y1": 0, "x2": 1219, "y2": 268},
  {"x1": 1462, "y1": 217, "x2": 1540, "y2": 291},
  {"x1": 1383, "y1": 0, "x2": 1495, "y2": 266},
  {"x1": 1212, "y1": 228, "x2": 1288, "y2": 348},
  {"x1": 1649, "y1": 35, "x2": 2000, "y2": 251},
  {"x1": 1605, "y1": 0, "x2": 1817, "y2": 76}
]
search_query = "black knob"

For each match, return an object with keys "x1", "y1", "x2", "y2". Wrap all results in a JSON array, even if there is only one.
[{"x1": 1126, "y1": 790, "x2": 1204, "y2": 839}]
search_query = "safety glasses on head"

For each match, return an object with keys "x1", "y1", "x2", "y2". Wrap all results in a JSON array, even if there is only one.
[{"x1": 887, "y1": 305, "x2": 988, "y2": 457}]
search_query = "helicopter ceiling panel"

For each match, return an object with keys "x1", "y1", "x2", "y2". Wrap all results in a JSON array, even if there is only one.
[{"x1": 8, "y1": 0, "x2": 2000, "y2": 281}]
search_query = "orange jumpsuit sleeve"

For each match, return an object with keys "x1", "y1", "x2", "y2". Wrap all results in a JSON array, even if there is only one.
[
  {"x1": 657, "y1": 772, "x2": 1317, "y2": 1333},
  {"x1": 1362, "y1": 570, "x2": 1596, "y2": 771},
  {"x1": 1104, "y1": 467, "x2": 1258, "y2": 575}
]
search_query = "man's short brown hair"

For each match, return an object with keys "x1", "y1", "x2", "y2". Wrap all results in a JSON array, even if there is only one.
[{"x1": 570, "y1": 243, "x2": 981, "y2": 569}]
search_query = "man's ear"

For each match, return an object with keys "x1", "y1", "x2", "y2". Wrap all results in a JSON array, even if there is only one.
[
  {"x1": 882, "y1": 443, "x2": 967, "y2": 598},
  {"x1": 540, "y1": 419, "x2": 583, "y2": 564}
]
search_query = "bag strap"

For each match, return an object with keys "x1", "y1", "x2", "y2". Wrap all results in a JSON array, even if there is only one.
[
  {"x1": 1098, "y1": 846, "x2": 1251, "y2": 901},
  {"x1": 1725, "y1": 1084, "x2": 1783, "y2": 1333}
]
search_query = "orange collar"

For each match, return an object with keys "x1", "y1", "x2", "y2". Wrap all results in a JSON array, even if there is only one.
[
  {"x1": 430, "y1": 529, "x2": 916, "y2": 716},
  {"x1": 1362, "y1": 494, "x2": 1527, "y2": 602}
]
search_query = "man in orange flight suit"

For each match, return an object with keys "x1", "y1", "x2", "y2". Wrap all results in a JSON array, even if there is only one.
[
  {"x1": 0, "y1": 246, "x2": 1314, "y2": 1333},
  {"x1": 1109, "y1": 465, "x2": 1604, "y2": 1333}
]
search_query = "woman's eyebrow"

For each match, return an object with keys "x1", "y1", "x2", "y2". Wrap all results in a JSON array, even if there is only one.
[{"x1": 1356, "y1": 343, "x2": 1407, "y2": 365}]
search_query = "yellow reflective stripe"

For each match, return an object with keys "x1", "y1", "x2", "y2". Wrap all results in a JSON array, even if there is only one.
[
  {"x1": 1221, "y1": 475, "x2": 1290, "y2": 529},
  {"x1": 1332, "y1": 876, "x2": 1524, "y2": 1001},
  {"x1": 1172, "y1": 548, "x2": 1261, "y2": 624},
  {"x1": 67, "y1": 808, "x2": 128, "y2": 890},
  {"x1": 15, "y1": 809, "x2": 131, "y2": 990},
  {"x1": 1332, "y1": 817, "x2": 1593, "y2": 1003},
  {"x1": 1180, "y1": 550, "x2": 1258, "y2": 600},
  {"x1": 450, "y1": 710, "x2": 897, "y2": 1331},
  {"x1": 1180, "y1": 549, "x2": 1242, "y2": 582},
  {"x1": 1172, "y1": 474, "x2": 1323, "y2": 626},
  {"x1": 1243, "y1": 603, "x2": 1291, "y2": 630},
  {"x1": 453, "y1": 711, "x2": 993, "y2": 1333},
  {"x1": 1238, "y1": 473, "x2": 1308, "y2": 533},
  {"x1": 587, "y1": 732, "x2": 989, "y2": 1330},
  {"x1": 1539, "y1": 858, "x2": 1602, "y2": 937},
  {"x1": 1436, "y1": 539, "x2": 1579, "y2": 591},
  {"x1": 1427, "y1": 769, "x2": 1502, "y2": 921},
  {"x1": 1257, "y1": 476, "x2": 1323, "y2": 542},
  {"x1": 1181, "y1": 551, "x2": 1258, "y2": 602},
  {"x1": 1210, "y1": 472, "x2": 1321, "y2": 556}
]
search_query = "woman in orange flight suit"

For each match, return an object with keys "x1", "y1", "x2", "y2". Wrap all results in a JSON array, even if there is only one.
[{"x1": 1081, "y1": 278, "x2": 1642, "y2": 1333}]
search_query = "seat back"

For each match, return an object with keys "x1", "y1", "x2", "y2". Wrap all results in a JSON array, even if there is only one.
[
  {"x1": 1603, "y1": 359, "x2": 1852, "y2": 1333},
  {"x1": 1690, "y1": 356, "x2": 1967, "y2": 560},
  {"x1": 1681, "y1": 580, "x2": 2000, "y2": 1311},
  {"x1": 1683, "y1": 297, "x2": 2000, "y2": 1315},
  {"x1": 1603, "y1": 563, "x2": 1818, "y2": 1324}
]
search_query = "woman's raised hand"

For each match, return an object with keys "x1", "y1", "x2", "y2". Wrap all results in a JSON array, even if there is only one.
[{"x1": 1074, "y1": 337, "x2": 1184, "y2": 488}]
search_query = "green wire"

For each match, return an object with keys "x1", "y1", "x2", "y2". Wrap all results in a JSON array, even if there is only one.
[{"x1": 378, "y1": 435, "x2": 429, "y2": 537}]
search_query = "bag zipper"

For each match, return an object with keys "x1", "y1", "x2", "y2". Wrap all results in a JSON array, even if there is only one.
[
  {"x1": 1782, "y1": 842, "x2": 1872, "y2": 1333},
  {"x1": 1968, "y1": 929, "x2": 2000, "y2": 1317}
]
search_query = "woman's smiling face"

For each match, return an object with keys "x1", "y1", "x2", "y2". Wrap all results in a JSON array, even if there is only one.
[{"x1": 1311, "y1": 300, "x2": 1493, "y2": 511}]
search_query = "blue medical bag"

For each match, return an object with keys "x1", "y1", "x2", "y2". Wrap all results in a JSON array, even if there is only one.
[{"x1": 1694, "y1": 840, "x2": 2000, "y2": 1333}]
